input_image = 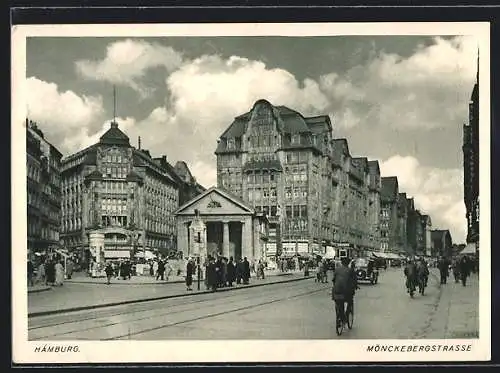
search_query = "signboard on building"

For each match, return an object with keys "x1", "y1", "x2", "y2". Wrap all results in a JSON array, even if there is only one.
[
  {"x1": 266, "y1": 243, "x2": 277, "y2": 255},
  {"x1": 297, "y1": 242, "x2": 309, "y2": 253}
]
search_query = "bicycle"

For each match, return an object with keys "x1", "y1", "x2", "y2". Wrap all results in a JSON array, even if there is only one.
[{"x1": 335, "y1": 298, "x2": 354, "y2": 336}]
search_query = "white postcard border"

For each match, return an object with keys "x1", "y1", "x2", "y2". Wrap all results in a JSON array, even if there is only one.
[{"x1": 11, "y1": 21, "x2": 491, "y2": 364}]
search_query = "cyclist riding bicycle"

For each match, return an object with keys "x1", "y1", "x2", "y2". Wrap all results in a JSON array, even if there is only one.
[{"x1": 331, "y1": 257, "x2": 359, "y2": 327}]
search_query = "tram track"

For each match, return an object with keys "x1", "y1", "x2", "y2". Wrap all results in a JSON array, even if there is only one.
[
  {"x1": 29, "y1": 280, "x2": 329, "y2": 341},
  {"x1": 106, "y1": 286, "x2": 330, "y2": 340}
]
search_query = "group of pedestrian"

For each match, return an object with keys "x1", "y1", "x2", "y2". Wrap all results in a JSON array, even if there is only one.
[
  {"x1": 187, "y1": 256, "x2": 252, "y2": 292},
  {"x1": 403, "y1": 257, "x2": 429, "y2": 295},
  {"x1": 29, "y1": 256, "x2": 69, "y2": 287},
  {"x1": 103, "y1": 260, "x2": 134, "y2": 284},
  {"x1": 452, "y1": 255, "x2": 473, "y2": 286}
]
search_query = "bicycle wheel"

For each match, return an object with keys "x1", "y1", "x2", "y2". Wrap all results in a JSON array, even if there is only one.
[
  {"x1": 347, "y1": 308, "x2": 354, "y2": 329},
  {"x1": 336, "y1": 314, "x2": 344, "y2": 336}
]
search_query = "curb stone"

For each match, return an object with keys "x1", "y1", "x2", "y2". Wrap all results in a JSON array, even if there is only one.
[
  {"x1": 28, "y1": 287, "x2": 52, "y2": 294},
  {"x1": 28, "y1": 275, "x2": 314, "y2": 318},
  {"x1": 64, "y1": 272, "x2": 295, "y2": 285}
]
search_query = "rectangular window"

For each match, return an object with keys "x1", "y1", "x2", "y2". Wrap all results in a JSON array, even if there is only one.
[
  {"x1": 300, "y1": 205, "x2": 308, "y2": 218},
  {"x1": 271, "y1": 206, "x2": 277, "y2": 216},
  {"x1": 270, "y1": 187, "x2": 277, "y2": 198},
  {"x1": 286, "y1": 206, "x2": 292, "y2": 219}
]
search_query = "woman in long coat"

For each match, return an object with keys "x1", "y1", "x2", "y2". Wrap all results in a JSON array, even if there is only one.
[{"x1": 54, "y1": 261, "x2": 65, "y2": 286}]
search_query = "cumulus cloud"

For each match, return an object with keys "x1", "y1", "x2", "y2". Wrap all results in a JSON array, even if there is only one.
[
  {"x1": 28, "y1": 37, "x2": 476, "y2": 239},
  {"x1": 26, "y1": 77, "x2": 105, "y2": 154},
  {"x1": 319, "y1": 36, "x2": 478, "y2": 130},
  {"x1": 380, "y1": 155, "x2": 466, "y2": 243},
  {"x1": 75, "y1": 39, "x2": 183, "y2": 98}
]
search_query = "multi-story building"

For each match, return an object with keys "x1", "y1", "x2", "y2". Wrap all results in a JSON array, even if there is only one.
[
  {"x1": 60, "y1": 120, "x2": 202, "y2": 269},
  {"x1": 380, "y1": 177, "x2": 399, "y2": 253},
  {"x1": 349, "y1": 157, "x2": 370, "y2": 253},
  {"x1": 421, "y1": 214, "x2": 433, "y2": 256},
  {"x1": 463, "y1": 59, "x2": 479, "y2": 246},
  {"x1": 216, "y1": 99, "x2": 380, "y2": 258},
  {"x1": 397, "y1": 192, "x2": 409, "y2": 254},
  {"x1": 367, "y1": 160, "x2": 382, "y2": 252},
  {"x1": 26, "y1": 119, "x2": 63, "y2": 258},
  {"x1": 406, "y1": 198, "x2": 424, "y2": 256},
  {"x1": 431, "y1": 229, "x2": 453, "y2": 258}
]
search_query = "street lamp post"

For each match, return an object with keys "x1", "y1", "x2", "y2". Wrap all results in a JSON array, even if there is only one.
[{"x1": 197, "y1": 256, "x2": 201, "y2": 290}]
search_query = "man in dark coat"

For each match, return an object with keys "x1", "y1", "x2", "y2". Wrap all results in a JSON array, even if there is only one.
[
  {"x1": 236, "y1": 258, "x2": 243, "y2": 284},
  {"x1": 27, "y1": 259, "x2": 34, "y2": 287},
  {"x1": 46, "y1": 260, "x2": 55, "y2": 285},
  {"x1": 215, "y1": 256, "x2": 223, "y2": 288},
  {"x1": 438, "y1": 257, "x2": 449, "y2": 284},
  {"x1": 206, "y1": 257, "x2": 217, "y2": 292},
  {"x1": 242, "y1": 257, "x2": 251, "y2": 284},
  {"x1": 404, "y1": 258, "x2": 418, "y2": 293},
  {"x1": 459, "y1": 255, "x2": 470, "y2": 286},
  {"x1": 332, "y1": 257, "x2": 357, "y2": 325},
  {"x1": 156, "y1": 259, "x2": 165, "y2": 281},
  {"x1": 227, "y1": 257, "x2": 236, "y2": 286}
]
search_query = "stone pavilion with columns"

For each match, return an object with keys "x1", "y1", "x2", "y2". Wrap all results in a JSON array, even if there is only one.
[{"x1": 174, "y1": 187, "x2": 269, "y2": 262}]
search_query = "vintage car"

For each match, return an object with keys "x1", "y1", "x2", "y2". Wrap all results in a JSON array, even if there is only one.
[{"x1": 353, "y1": 257, "x2": 379, "y2": 284}]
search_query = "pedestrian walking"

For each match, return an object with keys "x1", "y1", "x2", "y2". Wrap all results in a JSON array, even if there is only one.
[
  {"x1": 459, "y1": 255, "x2": 470, "y2": 286},
  {"x1": 54, "y1": 261, "x2": 65, "y2": 286},
  {"x1": 46, "y1": 260, "x2": 55, "y2": 286},
  {"x1": 105, "y1": 262, "x2": 114, "y2": 285},
  {"x1": 236, "y1": 258, "x2": 243, "y2": 284},
  {"x1": 66, "y1": 258, "x2": 74, "y2": 280},
  {"x1": 186, "y1": 257, "x2": 195, "y2": 291},
  {"x1": 438, "y1": 256, "x2": 449, "y2": 285},
  {"x1": 156, "y1": 259, "x2": 165, "y2": 281},
  {"x1": 207, "y1": 256, "x2": 217, "y2": 292},
  {"x1": 242, "y1": 257, "x2": 251, "y2": 285},
  {"x1": 36, "y1": 260, "x2": 46, "y2": 285},
  {"x1": 27, "y1": 259, "x2": 34, "y2": 287},
  {"x1": 222, "y1": 257, "x2": 228, "y2": 287},
  {"x1": 227, "y1": 257, "x2": 236, "y2": 286}
]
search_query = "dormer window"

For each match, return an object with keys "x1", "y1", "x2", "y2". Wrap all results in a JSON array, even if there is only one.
[
  {"x1": 292, "y1": 134, "x2": 301, "y2": 145},
  {"x1": 227, "y1": 138, "x2": 236, "y2": 150}
]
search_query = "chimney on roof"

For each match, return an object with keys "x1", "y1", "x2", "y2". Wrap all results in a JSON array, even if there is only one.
[{"x1": 138, "y1": 136, "x2": 141, "y2": 150}]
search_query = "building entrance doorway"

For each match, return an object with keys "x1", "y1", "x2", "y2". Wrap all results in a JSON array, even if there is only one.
[{"x1": 229, "y1": 222, "x2": 242, "y2": 261}]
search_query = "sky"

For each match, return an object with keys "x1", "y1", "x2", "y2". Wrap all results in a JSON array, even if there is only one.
[{"x1": 25, "y1": 35, "x2": 478, "y2": 243}]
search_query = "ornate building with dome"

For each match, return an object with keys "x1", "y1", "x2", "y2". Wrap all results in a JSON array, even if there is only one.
[{"x1": 60, "y1": 120, "x2": 204, "y2": 268}]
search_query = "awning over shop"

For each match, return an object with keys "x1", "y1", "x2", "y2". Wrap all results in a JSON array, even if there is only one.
[
  {"x1": 104, "y1": 250, "x2": 131, "y2": 259},
  {"x1": 460, "y1": 243, "x2": 477, "y2": 255},
  {"x1": 371, "y1": 252, "x2": 403, "y2": 260},
  {"x1": 135, "y1": 250, "x2": 157, "y2": 260}
]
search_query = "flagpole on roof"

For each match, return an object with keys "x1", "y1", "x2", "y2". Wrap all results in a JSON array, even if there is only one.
[{"x1": 113, "y1": 85, "x2": 117, "y2": 123}]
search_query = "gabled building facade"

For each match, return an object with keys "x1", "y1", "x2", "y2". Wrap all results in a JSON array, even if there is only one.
[
  {"x1": 431, "y1": 229, "x2": 453, "y2": 258},
  {"x1": 215, "y1": 100, "x2": 337, "y2": 257}
]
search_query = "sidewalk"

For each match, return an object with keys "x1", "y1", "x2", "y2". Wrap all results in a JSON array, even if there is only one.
[
  {"x1": 64, "y1": 268, "x2": 299, "y2": 285},
  {"x1": 444, "y1": 272, "x2": 480, "y2": 339},
  {"x1": 28, "y1": 284, "x2": 52, "y2": 294},
  {"x1": 28, "y1": 270, "x2": 312, "y2": 317},
  {"x1": 428, "y1": 269, "x2": 479, "y2": 339}
]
